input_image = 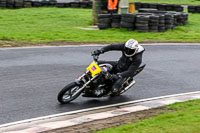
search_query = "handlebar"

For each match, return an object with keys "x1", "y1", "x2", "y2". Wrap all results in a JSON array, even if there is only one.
[{"x1": 92, "y1": 54, "x2": 99, "y2": 62}]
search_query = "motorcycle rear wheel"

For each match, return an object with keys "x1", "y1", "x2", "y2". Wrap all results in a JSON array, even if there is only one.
[{"x1": 57, "y1": 82, "x2": 82, "y2": 104}]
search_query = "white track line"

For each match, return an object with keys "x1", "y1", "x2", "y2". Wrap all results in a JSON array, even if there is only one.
[
  {"x1": 0, "y1": 43, "x2": 200, "y2": 50},
  {"x1": 0, "y1": 91, "x2": 200, "y2": 128}
]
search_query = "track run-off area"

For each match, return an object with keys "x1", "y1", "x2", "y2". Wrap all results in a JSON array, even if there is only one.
[{"x1": 0, "y1": 43, "x2": 200, "y2": 125}]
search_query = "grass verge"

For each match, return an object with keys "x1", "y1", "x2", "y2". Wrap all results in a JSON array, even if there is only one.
[
  {"x1": 1, "y1": 7, "x2": 200, "y2": 46},
  {"x1": 94, "y1": 99, "x2": 200, "y2": 133}
]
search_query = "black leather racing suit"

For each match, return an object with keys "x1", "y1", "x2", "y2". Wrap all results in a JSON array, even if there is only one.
[{"x1": 98, "y1": 43, "x2": 145, "y2": 94}]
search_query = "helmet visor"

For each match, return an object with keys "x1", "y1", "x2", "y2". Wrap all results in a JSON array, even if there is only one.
[{"x1": 124, "y1": 47, "x2": 136, "y2": 56}]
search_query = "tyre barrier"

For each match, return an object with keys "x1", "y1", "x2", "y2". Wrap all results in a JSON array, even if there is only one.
[
  {"x1": 121, "y1": 13, "x2": 135, "y2": 31},
  {"x1": 98, "y1": 10, "x2": 188, "y2": 32},
  {"x1": 112, "y1": 13, "x2": 121, "y2": 28},
  {"x1": 139, "y1": 9, "x2": 188, "y2": 26},
  {"x1": 136, "y1": 15, "x2": 149, "y2": 32},
  {"x1": 0, "y1": 0, "x2": 92, "y2": 9},
  {"x1": 0, "y1": 0, "x2": 7, "y2": 8},
  {"x1": 1, "y1": 0, "x2": 25, "y2": 8},
  {"x1": 97, "y1": 14, "x2": 112, "y2": 30},
  {"x1": 56, "y1": 1, "x2": 92, "y2": 8},
  {"x1": 135, "y1": 2, "x2": 184, "y2": 12},
  {"x1": 188, "y1": 5, "x2": 200, "y2": 13}
]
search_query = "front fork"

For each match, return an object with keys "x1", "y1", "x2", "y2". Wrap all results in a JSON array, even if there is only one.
[
  {"x1": 73, "y1": 73, "x2": 98, "y2": 96},
  {"x1": 75, "y1": 70, "x2": 90, "y2": 85}
]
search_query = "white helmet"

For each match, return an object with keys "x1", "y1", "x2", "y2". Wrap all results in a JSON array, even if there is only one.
[{"x1": 124, "y1": 39, "x2": 139, "y2": 57}]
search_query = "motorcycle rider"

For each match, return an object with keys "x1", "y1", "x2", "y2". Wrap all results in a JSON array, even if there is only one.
[{"x1": 91, "y1": 39, "x2": 145, "y2": 95}]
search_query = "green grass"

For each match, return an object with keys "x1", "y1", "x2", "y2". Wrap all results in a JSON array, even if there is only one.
[
  {"x1": 0, "y1": 7, "x2": 92, "y2": 44},
  {"x1": 94, "y1": 100, "x2": 200, "y2": 133},
  {"x1": 1, "y1": 7, "x2": 200, "y2": 44},
  {"x1": 131, "y1": 0, "x2": 200, "y2": 5}
]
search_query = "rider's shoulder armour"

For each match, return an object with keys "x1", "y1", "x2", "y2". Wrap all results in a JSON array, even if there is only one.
[{"x1": 137, "y1": 45, "x2": 145, "y2": 53}]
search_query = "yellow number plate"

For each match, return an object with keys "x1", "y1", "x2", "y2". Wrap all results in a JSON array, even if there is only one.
[{"x1": 86, "y1": 61, "x2": 102, "y2": 77}]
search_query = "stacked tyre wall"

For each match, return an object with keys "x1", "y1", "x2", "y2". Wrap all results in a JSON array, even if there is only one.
[
  {"x1": 188, "y1": 5, "x2": 200, "y2": 13},
  {"x1": 98, "y1": 10, "x2": 188, "y2": 32},
  {"x1": 0, "y1": 0, "x2": 92, "y2": 8},
  {"x1": 98, "y1": 14, "x2": 121, "y2": 30},
  {"x1": 97, "y1": 14, "x2": 112, "y2": 30},
  {"x1": 135, "y1": 2, "x2": 184, "y2": 12},
  {"x1": 139, "y1": 9, "x2": 188, "y2": 26},
  {"x1": 56, "y1": 1, "x2": 92, "y2": 8},
  {"x1": 0, "y1": 0, "x2": 6, "y2": 7},
  {"x1": 120, "y1": 14, "x2": 135, "y2": 31}
]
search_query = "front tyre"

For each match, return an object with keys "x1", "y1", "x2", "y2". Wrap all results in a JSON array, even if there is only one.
[{"x1": 57, "y1": 82, "x2": 82, "y2": 104}]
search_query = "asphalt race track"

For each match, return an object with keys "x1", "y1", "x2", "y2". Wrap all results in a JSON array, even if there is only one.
[{"x1": 0, "y1": 44, "x2": 200, "y2": 125}]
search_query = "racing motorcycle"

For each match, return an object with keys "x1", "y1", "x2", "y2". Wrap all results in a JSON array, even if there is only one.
[{"x1": 57, "y1": 55, "x2": 146, "y2": 104}]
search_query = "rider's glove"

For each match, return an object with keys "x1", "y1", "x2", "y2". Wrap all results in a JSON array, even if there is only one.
[{"x1": 91, "y1": 49, "x2": 103, "y2": 56}]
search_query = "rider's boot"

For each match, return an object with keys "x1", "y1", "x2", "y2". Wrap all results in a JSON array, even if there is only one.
[
  {"x1": 111, "y1": 78, "x2": 124, "y2": 94},
  {"x1": 111, "y1": 78, "x2": 136, "y2": 95}
]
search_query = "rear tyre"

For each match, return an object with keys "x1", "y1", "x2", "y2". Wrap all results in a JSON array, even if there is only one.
[{"x1": 57, "y1": 82, "x2": 82, "y2": 104}]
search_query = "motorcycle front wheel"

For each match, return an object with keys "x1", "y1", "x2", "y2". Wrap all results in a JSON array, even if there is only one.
[{"x1": 57, "y1": 82, "x2": 82, "y2": 104}]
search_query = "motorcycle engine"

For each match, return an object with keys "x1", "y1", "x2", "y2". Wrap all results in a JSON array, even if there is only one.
[{"x1": 94, "y1": 84, "x2": 107, "y2": 96}]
